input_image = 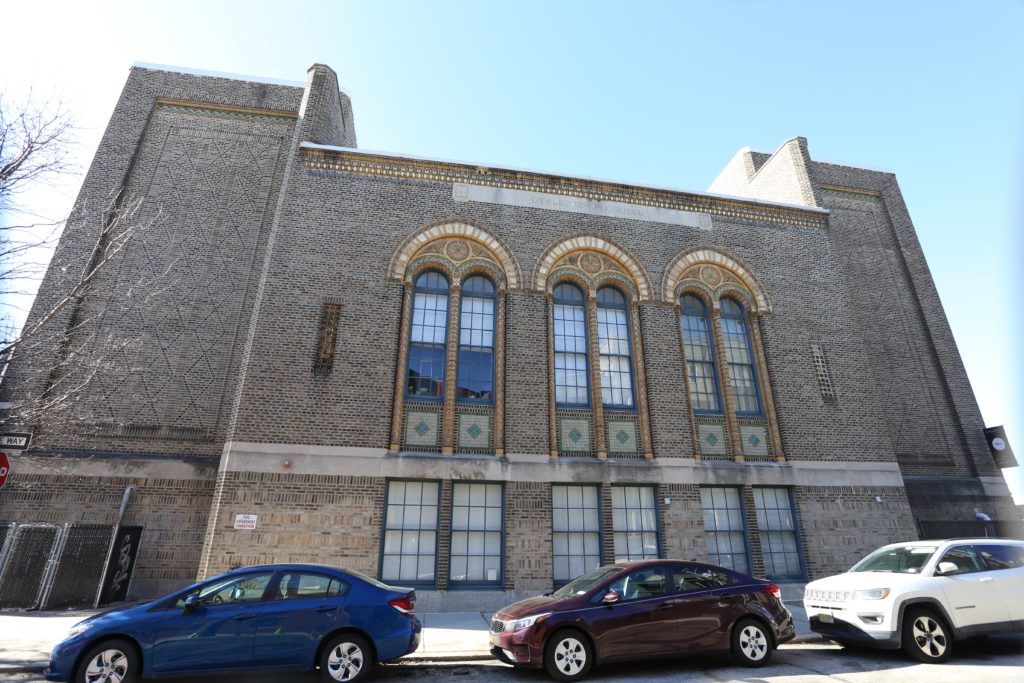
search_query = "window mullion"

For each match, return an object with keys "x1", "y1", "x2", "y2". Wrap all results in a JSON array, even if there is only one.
[
  {"x1": 585, "y1": 293, "x2": 607, "y2": 458},
  {"x1": 441, "y1": 284, "x2": 462, "y2": 454}
]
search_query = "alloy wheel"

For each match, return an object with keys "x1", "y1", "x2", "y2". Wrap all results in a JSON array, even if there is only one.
[
  {"x1": 84, "y1": 648, "x2": 128, "y2": 683},
  {"x1": 327, "y1": 641, "x2": 365, "y2": 682},
  {"x1": 912, "y1": 615, "x2": 947, "y2": 659}
]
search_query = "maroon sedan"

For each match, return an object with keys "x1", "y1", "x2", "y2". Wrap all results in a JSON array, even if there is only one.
[{"x1": 489, "y1": 560, "x2": 794, "y2": 681}]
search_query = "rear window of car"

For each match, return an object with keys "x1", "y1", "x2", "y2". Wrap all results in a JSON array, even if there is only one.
[
  {"x1": 977, "y1": 544, "x2": 1024, "y2": 570},
  {"x1": 674, "y1": 566, "x2": 735, "y2": 591},
  {"x1": 275, "y1": 572, "x2": 348, "y2": 599}
]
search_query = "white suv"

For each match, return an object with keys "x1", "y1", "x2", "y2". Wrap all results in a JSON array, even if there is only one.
[{"x1": 803, "y1": 538, "x2": 1024, "y2": 663}]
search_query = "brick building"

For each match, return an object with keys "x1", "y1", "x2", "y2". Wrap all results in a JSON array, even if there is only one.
[{"x1": 0, "y1": 63, "x2": 1017, "y2": 609}]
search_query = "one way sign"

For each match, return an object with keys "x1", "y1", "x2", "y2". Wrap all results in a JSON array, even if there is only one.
[{"x1": 0, "y1": 433, "x2": 32, "y2": 450}]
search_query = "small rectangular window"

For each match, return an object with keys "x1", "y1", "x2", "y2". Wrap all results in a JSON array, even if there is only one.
[
  {"x1": 611, "y1": 486, "x2": 659, "y2": 561},
  {"x1": 552, "y1": 485, "x2": 602, "y2": 583},
  {"x1": 313, "y1": 303, "x2": 342, "y2": 373},
  {"x1": 701, "y1": 487, "x2": 749, "y2": 574},
  {"x1": 753, "y1": 488, "x2": 804, "y2": 580}
]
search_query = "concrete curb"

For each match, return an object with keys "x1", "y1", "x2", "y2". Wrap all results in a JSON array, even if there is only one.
[{"x1": 0, "y1": 663, "x2": 48, "y2": 674}]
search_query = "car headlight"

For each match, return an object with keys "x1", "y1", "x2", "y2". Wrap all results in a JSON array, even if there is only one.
[
  {"x1": 66, "y1": 622, "x2": 95, "y2": 640},
  {"x1": 507, "y1": 612, "x2": 552, "y2": 631},
  {"x1": 853, "y1": 588, "x2": 891, "y2": 600}
]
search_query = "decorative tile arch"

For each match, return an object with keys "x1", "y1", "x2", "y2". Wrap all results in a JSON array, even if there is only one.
[
  {"x1": 662, "y1": 247, "x2": 772, "y2": 313},
  {"x1": 533, "y1": 234, "x2": 654, "y2": 301},
  {"x1": 389, "y1": 219, "x2": 523, "y2": 289}
]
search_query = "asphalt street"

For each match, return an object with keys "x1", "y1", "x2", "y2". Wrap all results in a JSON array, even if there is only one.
[{"x1": 8, "y1": 635, "x2": 1024, "y2": 683}]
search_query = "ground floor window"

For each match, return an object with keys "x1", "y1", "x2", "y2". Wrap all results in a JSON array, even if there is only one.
[
  {"x1": 552, "y1": 485, "x2": 602, "y2": 583},
  {"x1": 753, "y1": 487, "x2": 804, "y2": 579},
  {"x1": 381, "y1": 480, "x2": 439, "y2": 585},
  {"x1": 450, "y1": 482, "x2": 503, "y2": 586},
  {"x1": 701, "y1": 487, "x2": 749, "y2": 574},
  {"x1": 612, "y1": 485, "x2": 660, "y2": 561}
]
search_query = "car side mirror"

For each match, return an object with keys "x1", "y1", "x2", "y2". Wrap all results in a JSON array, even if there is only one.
[
  {"x1": 183, "y1": 594, "x2": 200, "y2": 613},
  {"x1": 601, "y1": 591, "x2": 622, "y2": 605},
  {"x1": 935, "y1": 562, "x2": 958, "y2": 576}
]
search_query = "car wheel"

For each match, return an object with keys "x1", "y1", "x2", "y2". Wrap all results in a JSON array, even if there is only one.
[
  {"x1": 76, "y1": 638, "x2": 139, "y2": 683},
  {"x1": 731, "y1": 618, "x2": 773, "y2": 667},
  {"x1": 901, "y1": 608, "x2": 953, "y2": 663},
  {"x1": 320, "y1": 633, "x2": 372, "y2": 682},
  {"x1": 544, "y1": 629, "x2": 593, "y2": 681}
]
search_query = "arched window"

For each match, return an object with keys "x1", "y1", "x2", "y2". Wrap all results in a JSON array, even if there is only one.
[
  {"x1": 679, "y1": 294, "x2": 721, "y2": 413},
  {"x1": 596, "y1": 286, "x2": 634, "y2": 408},
  {"x1": 552, "y1": 283, "x2": 589, "y2": 406},
  {"x1": 719, "y1": 297, "x2": 762, "y2": 415},
  {"x1": 456, "y1": 276, "x2": 495, "y2": 403},
  {"x1": 406, "y1": 271, "x2": 449, "y2": 400}
]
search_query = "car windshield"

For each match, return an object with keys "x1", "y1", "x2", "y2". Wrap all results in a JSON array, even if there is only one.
[
  {"x1": 552, "y1": 566, "x2": 622, "y2": 597},
  {"x1": 851, "y1": 545, "x2": 938, "y2": 574}
]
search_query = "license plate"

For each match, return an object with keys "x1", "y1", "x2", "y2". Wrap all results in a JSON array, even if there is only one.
[{"x1": 818, "y1": 612, "x2": 833, "y2": 624}]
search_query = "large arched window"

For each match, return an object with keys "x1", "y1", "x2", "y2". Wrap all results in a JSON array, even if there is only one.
[
  {"x1": 456, "y1": 276, "x2": 495, "y2": 403},
  {"x1": 406, "y1": 271, "x2": 449, "y2": 400},
  {"x1": 552, "y1": 283, "x2": 589, "y2": 406},
  {"x1": 719, "y1": 297, "x2": 762, "y2": 415},
  {"x1": 679, "y1": 294, "x2": 722, "y2": 413},
  {"x1": 596, "y1": 286, "x2": 634, "y2": 408}
]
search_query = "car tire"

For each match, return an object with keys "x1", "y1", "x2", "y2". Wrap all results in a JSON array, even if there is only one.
[
  {"x1": 75, "y1": 638, "x2": 140, "y2": 683},
  {"x1": 901, "y1": 607, "x2": 953, "y2": 663},
  {"x1": 731, "y1": 618, "x2": 773, "y2": 667},
  {"x1": 320, "y1": 632, "x2": 373, "y2": 682},
  {"x1": 544, "y1": 628, "x2": 594, "y2": 681}
]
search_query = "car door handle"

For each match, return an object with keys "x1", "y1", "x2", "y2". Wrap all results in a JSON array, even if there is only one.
[
  {"x1": 978, "y1": 577, "x2": 994, "y2": 583},
  {"x1": 659, "y1": 600, "x2": 684, "y2": 609},
  {"x1": 315, "y1": 605, "x2": 338, "y2": 613},
  {"x1": 233, "y1": 613, "x2": 257, "y2": 621}
]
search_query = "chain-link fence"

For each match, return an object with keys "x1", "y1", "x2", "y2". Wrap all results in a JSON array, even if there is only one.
[
  {"x1": 0, "y1": 524, "x2": 60, "y2": 608},
  {"x1": 0, "y1": 522, "x2": 143, "y2": 610},
  {"x1": 44, "y1": 524, "x2": 115, "y2": 609}
]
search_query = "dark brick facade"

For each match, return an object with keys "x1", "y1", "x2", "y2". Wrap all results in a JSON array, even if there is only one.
[{"x1": 0, "y1": 63, "x2": 1017, "y2": 609}]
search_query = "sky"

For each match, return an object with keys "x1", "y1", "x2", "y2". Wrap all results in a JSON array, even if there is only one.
[{"x1": 3, "y1": 0, "x2": 1022, "y2": 501}]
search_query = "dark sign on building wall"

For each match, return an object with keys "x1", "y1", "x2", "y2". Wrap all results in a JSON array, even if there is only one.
[
  {"x1": 984, "y1": 426, "x2": 1016, "y2": 469},
  {"x1": 99, "y1": 526, "x2": 143, "y2": 605}
]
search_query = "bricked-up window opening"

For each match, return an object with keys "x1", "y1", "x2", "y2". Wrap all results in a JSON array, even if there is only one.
[
  {"x1": 381, "y1": 481, "x2": 439, "y2": 585},
  {"x1": 811, "y1": 341, "x2": 837, "y2": 401},
  {"x1": 407, "y1": 272, "x2": 449, "y2": 399},
  {"x1": 552, "y1": 485, "x2": 602, "y2": 584},
  {"x1": 753, "y1": 488, "x2": 804, "y2": 580},
  {"x1": 680, "y1": 295, "x2": 722, "y2": 413},
  {"x1": 449, "y1": 482, "x2": 503, "y2": 586},
  {"x1": 456, "y1": 276, "x2": 495, "y2": 403},
  {"x1": 553, "y1": 283, "x2": 590, "y2": 406},
  {"x1": 312, "y1": 303, "x2": 342, "y2": 372},
  {"x1": 596, "y1": 287, "x2": 635, "y2": 408},
  {"x1": 701, "y1": 487, "x2": 750, "y2": 574},
  {"x1": 719, "y1": 298, "x2": 763, "y2": 416},
  {"x1": 611, "y1": 486, "x2": 659, "y2": 561}
]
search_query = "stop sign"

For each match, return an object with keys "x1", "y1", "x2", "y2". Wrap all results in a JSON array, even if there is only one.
[{"x1": 0, "y1": 451, "x2": 9, "y2": 489}]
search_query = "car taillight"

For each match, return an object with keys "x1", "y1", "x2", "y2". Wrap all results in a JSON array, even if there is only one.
[
  {"x1": 389, "y1": 597, "x2": 415, "y2": 614},
  {"x1": 762, "y1": 584, "x2": 782, "y2": 600}
]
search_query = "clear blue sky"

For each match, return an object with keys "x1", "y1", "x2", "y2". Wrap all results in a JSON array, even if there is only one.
[{"x1": 5, "y1": 1, "x2": 1023, "y2": 500}]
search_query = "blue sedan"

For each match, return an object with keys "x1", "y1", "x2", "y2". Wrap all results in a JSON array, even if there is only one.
[{"x1": 46, "y1": 564, "x2": 421, "y2": 683}]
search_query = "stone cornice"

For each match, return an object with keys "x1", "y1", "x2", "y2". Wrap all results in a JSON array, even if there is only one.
[
  {"x1": 156, "y1": 97, "x2": 298, "y2": 123},
  {"x1": 301, "y1": 147, "x2": 830, "y2": 230}
]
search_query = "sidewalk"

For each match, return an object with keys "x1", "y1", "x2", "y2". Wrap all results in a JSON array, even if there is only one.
[{"x1": 0, "y1": 602, "x2": 816, "y2": 674}]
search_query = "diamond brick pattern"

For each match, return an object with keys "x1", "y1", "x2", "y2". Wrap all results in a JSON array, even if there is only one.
[
  {"x1": 405, "y1": 410, "x2": 439, "y2": 447},
  {"x1": 559, "y1": 417, "x2": 591, "y2": 453},
  {"x1": 740, "y1": 425, "x2": 770, "y2": 457},
  {"x1": 458, "y1": 413, "x2": 491, "y2": 450},
  {"x1": 698, "y1": 424, "x2": 727, "y2": 456},
  {"x1": 607, "y1": 420, "x2": 638, "y2": 454}
]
